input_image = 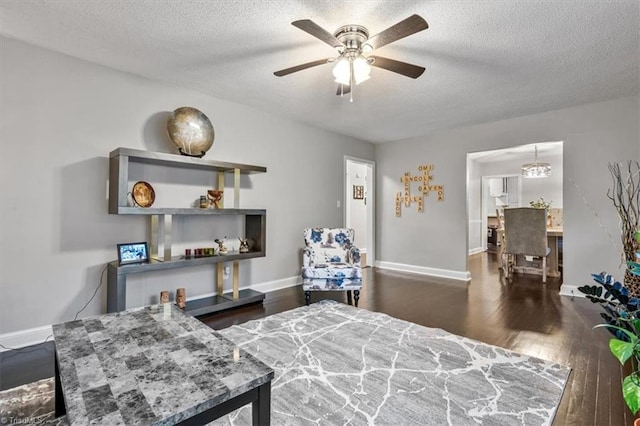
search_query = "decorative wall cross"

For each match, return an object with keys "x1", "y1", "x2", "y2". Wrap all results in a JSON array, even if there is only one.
[{"x1": 395, "y1": 164, "x2": 444, "y2": 217}]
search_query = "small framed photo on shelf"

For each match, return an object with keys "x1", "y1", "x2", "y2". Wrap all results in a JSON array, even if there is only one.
[
  {"x1": 117, "y1": 242, "x2": 149, "y2": 266},
  {"x1": 353, "y1": 185, "x2": 364, "y2": 200}
]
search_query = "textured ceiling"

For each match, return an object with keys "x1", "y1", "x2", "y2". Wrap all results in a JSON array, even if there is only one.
[{"x1": 1, "y1": 1, "x2": 638, "y2": 143}]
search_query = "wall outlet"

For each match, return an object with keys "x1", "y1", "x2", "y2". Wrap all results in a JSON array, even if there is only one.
[
  {"x1": 337, "y1": 200, "x2": 341, "y2": 208},
  {"x1": 223, "y1": 266, "x2": 230, "y2": 279}
]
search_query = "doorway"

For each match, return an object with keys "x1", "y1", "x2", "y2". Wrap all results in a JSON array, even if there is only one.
[
  {"x1": 344, "y1": 157, "x2": 375, "y2": 267},
  {"x1": 466, "y1": 141, "x2": 564, "y2": 260}
]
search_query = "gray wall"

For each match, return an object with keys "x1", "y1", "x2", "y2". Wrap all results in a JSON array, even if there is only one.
[
  {"x1": 376, "y1": 95, "x2": 639, "y2": 293},
  {"x1": 0, "y1": 37, "x2": 374, "y2": 335},
  {"x1": 477, "y1": 152, "x2": 563, "y2": 209}
]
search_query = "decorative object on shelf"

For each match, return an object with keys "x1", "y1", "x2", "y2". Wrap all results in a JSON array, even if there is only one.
[
  {"x1": 176, "y1": 288, "x2": 186, "y2": 309},
  {"x1": 239, "y1": 237, "x2": 250, "y2": 253},
  {"x1": 116, "y1": 242, "x2": 149, "y2": 266},
  {"x1": 185, "y1": 248, "x2": 192, "y2": 258},
  {"x1": 395, "y1": 164, "x2": 444, "y2": 217},
  {"x1": 578, "y1": 271, "x2": 640, "y2": 415},
  {"x1": 207, "y1": 189, "x2": 224, "y2": 209},
  {"x1": 167, "y1": 106, "x2": 215, "y2": 158},
  {"x1": 608, "y1": 161, "x2": 640, "y2": 295},
  {"x1": 353, "y1": 185, "x2": 364, "y2": 200},
  {"x1": 215, "y1": 237, "x2": 228, "y2": 254},
  {"x1": 199, "y1": 195, "x2": 209, "y2": 208},
  {"x1": 522, "y1": 145, "x2": 551, "y2": 179},
  {"x1": 160, "y1": 291, "x2": 170, "y2": 304},
  {"x1": 129, "y1": 181, "x2": 155, "y2": 208}
]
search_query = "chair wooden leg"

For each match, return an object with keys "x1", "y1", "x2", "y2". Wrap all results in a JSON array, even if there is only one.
[
  {"x1": 502, "y1": 254, "x2": 510, "y2": 279},
  {"x1": 304, "y1": 291, "x2": 310, "y2": 305},
  {"x1": 542, "y1": 257, "x2": 547, "y2": 283},
  {"x1": 354, "y1": 290, "x2": 360, "y2": 307}
]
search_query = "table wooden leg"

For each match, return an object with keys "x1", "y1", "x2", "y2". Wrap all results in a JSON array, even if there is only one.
[
  {"x1": 547, "y1": 235, "x2": 561, "y2": 277},
  {"x1": 252, "y1": 381, "x2": 271, "y2": 426}
]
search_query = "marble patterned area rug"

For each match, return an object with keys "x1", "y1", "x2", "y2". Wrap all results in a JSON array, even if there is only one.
[{"x1": 214, "y1": 300, "x2": 570, "y2": 426}]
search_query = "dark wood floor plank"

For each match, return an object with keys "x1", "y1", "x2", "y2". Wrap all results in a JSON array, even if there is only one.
[{"x1": 0, "y1": 251, "x2": 633, "y2": 425}]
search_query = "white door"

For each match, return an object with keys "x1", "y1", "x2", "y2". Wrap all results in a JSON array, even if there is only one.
[{"x1": 345, "y1": 157, "x2": 375, "y2": 267}]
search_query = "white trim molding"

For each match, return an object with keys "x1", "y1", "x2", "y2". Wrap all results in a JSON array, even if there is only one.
[
  {"x1": 376, "y1": 261, "x2": 472, "y2": 282},
  {"x1": 559, "y1": 284, "x2": 585, "y2": 298},
  {"x1": 468, "y1": 247, "x2": 485, "y2": 256},
  {"x1": 248, "y1": 275, "x2": 302, "y2": 293},
  {"x1": 0, "y1": 325, "x2": 53, "y2": 352}
]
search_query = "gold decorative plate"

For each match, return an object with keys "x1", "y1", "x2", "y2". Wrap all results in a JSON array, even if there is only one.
[{"x1": 132, "y1": 181, "x2": 155, "y2": 208}]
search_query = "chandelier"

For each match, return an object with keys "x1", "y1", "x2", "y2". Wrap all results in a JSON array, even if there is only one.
[{"x1": 522, "y1": 146, "x2": 551, "y2": 179}]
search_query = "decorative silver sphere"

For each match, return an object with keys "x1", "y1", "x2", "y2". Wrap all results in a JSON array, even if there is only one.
[{"x1": 167, "y1": 107, "x2": 214, "y2": 157}]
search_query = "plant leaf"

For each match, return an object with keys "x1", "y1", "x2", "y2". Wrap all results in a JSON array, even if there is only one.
[
  {"x1": 623, "y1": 375, "x2": 640, "y2": 415},
  {"x1": 594, "y1": 324, "x2": 637, "y2": 342},
  {"x1": 609, "y1": 339, "x2": 635, "y2": 364}
]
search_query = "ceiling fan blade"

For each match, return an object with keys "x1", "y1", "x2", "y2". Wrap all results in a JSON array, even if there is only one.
[
  {"x1": 274, "y1": 58, "x2": 332, "y2": 76},
  {"x1": 336, "y1": 84, "x2": 351, "y2": 96},
  {"x1": 292, "y1": 20, "x2": 344, "y2": 49},
  {"x1": 365, "y1": 14, "x2": 428, "y2": 50},
  {"x1": 369, "y1": 56, "x2": 425, "y2": 79}
]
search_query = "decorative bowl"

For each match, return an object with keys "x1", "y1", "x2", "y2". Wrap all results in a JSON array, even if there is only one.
[{"x1": 167, "y1": 107, "x2": 214, "y2": 157}]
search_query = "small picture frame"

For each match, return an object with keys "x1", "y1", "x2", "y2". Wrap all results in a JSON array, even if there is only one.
[
  {"x1": 117, "y1": 242, "x2": 149, "y2": 266},
  {"x1": 353, "y1": 185, "x2": 364, "y2": 200}
]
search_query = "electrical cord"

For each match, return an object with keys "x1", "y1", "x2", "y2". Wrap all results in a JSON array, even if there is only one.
[
  {"x1": 0, "y1": 265, "x2": 108, "y2": 353},
  {"x1": 74, "y1": 265, "x2": 108, "y2": 321}
]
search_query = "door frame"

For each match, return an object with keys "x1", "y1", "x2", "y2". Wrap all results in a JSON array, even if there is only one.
[
  {"x1": 344, "y1": 156, "x2": 376, "y2": 267},
  {"x1": 480, "y1": 174, "x2": 522, "y2": 250}
]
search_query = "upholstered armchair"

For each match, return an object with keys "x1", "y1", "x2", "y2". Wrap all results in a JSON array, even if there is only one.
[
  {"x1": 301, "y1": 228, "x2": 363, "y2": 306},
  {"x1": 502, "y1": 207, "x2": 551, "y2": 282}
]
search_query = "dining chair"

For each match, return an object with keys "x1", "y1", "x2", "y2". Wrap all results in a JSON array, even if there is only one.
[{"x1": 502, "y1": 207, "x2": 550, "y2": 282}]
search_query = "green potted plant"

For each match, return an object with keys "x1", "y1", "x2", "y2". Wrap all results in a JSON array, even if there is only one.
[
  {"x1": 529, "y1": 197, "x2": 552, "y2": 210},
  {"x1": 580, "y1": 230, "x2": 640, "y2": 416}
]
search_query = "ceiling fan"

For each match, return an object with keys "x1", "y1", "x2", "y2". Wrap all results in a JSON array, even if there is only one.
[{"x1": 274, "y1": 14, "x2": 428, "y2": 101}]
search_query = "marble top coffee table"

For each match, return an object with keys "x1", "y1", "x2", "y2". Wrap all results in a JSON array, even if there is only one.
[{"x1": 52, "y1": 304, "x2": 273, "y2": 425}]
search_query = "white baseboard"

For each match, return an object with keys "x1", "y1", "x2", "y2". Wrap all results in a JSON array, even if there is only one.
[
  {"x1": 468, "y1": 247, "x2": 485, "y2": 256},
  {"x1": 559, "y1": 284, "x2": 585, "y2": 298},
  {"x1": 376, "y1": 261, "x2": 471, "y2": 282},
  {"x1": 248, "y1": 275, "x2": 302, "y2": 293},
  {"x1": 0, "y1": 325, "x2": 53, "y2": 353}
]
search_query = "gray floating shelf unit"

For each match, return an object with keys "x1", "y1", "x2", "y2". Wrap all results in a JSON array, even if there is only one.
[{"x1": 107, "y1": 147, "x2": 267, "y2": 316}]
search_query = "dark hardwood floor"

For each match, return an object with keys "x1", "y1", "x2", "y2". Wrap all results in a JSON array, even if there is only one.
[{"x1": 0, "y1": 251, "x2": 633, "y2": 425}]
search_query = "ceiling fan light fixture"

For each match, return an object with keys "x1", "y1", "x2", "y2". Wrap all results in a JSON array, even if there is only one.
[
  {"x1": 352, "y1": 56, "x2": 371, "y2": 84},
  {"x1": 332, "y1": 55, "x2": 371, "y2": 86},
  {"x1": 332, "y1": 58, "x2": 351, "y2": 85}
]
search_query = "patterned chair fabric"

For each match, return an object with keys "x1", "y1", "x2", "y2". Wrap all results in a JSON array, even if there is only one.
[
  {"x1": 301, "y1": 228, "x2": 362, "y2": 306},
  {"x1": 302, "y1": 228, "x2": 362, "y2": 282}
]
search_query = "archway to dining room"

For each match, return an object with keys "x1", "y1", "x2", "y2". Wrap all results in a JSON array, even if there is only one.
[{"x1": 466, "y1": 141, "x2": 564, "y2": 285}]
